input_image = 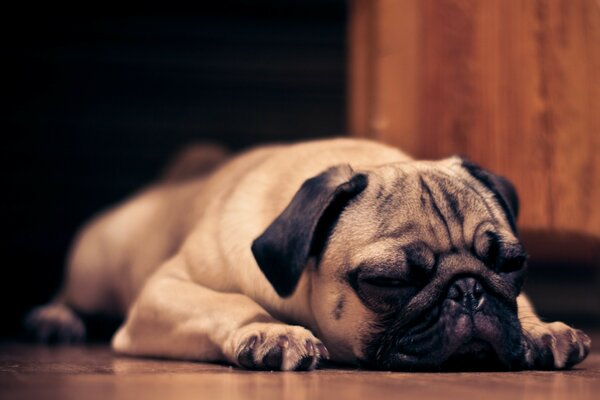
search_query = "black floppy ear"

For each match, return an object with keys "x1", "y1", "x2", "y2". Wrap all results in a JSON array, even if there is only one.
[
  {"x1": 251, "y1": 165, "x2": 368, "y2": 297},
  {"x1": 461, "y1": 158, "x2": 520, "y2": 233}
]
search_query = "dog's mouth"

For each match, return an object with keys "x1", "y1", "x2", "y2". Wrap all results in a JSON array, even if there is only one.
[
  {"x1": 363, "y1": 299, "x2": 525, "y2": 371},
  {"x1": 440, "y1": 339, "x2": 504, "y2": 371},
  {"x1": 366, "y1": 337, "x2": 505, "y2": 372}
]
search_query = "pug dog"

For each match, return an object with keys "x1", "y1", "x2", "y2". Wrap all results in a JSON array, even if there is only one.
[{"x1": 26, "y1": 138, "x2": 591, "y2": 371}]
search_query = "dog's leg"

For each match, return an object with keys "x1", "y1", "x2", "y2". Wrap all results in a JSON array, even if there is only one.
[
  {"x1": 112, "y1": 257, "x2": 329, "y2": 370},
  {"x1": 25, "y1": 224, "x2": 120, "y2": 344},
  {"x1": 517, "y1": 294, "x2": 591, "y2": 369},
  {"x1": 24, "y1": 296, "x2": 86, "y2": 344}
]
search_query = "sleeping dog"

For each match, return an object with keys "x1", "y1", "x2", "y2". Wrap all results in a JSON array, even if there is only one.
[{"x1": 26, "y1": 139, "x2": 590, "y2": 370}]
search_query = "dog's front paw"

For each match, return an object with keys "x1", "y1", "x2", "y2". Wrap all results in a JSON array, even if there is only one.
[
  {"x1": 522, "y1": 321, "x2": 591, "y2": 369},
  {"x1": 232, "y1": 324, "x2": 329, "y2": 371}
]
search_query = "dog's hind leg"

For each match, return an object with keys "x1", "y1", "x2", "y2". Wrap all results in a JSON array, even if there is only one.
[
  {"x1": 24, "y1": 215, "x2": 122, "y2": 344},
  {"x1": 24, "y1": 295, "x2": 86, "y2": 344}
]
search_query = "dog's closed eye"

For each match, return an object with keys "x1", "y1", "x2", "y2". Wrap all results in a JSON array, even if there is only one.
[{"x1": 348, "y1": 265, "x2": 419, "y2": 312}]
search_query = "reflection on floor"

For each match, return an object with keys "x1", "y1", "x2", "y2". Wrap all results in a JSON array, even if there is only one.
[{"x1": 1, "y1": 334, "x2": 599, "y2": 400}]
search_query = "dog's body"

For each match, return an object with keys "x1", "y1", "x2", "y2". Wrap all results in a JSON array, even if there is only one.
[{"x1": 27, "y1": 139, "x2": 590, "y2": 370}]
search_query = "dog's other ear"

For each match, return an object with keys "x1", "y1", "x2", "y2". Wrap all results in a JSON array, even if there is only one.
[
  {"x1": 460, "y1": 158, "x2": 520, "y2": 233},
  {"x1": 251, "y1": 165, "x2": 368, "y2": 297}
]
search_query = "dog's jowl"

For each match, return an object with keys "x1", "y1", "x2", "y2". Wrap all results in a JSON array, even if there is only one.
[{"x1": 26, "y1": 139, "x2": 590, "y2": 370}]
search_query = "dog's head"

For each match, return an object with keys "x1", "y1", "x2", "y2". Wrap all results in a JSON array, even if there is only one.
[{"x1": 251, "y1": 157, "x2": 528, "y2": 370}]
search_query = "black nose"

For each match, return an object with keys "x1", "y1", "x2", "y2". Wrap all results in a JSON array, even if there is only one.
[{"x1": 446, "y1": 277, "x2": 485, "y2": 312}]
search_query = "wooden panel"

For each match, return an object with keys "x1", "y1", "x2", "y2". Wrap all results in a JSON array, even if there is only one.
[{"x1": 349, "y1": 0, "x2": 600, "y2": 239}]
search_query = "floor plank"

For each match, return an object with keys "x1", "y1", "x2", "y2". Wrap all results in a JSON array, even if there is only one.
[{"x1": 1, "y1": 337, "x2": 599, "y2": 400}]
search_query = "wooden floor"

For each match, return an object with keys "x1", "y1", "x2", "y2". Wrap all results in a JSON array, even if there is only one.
[{"x1": 1, "y1": 334, "x2": 599, "y2": 400}]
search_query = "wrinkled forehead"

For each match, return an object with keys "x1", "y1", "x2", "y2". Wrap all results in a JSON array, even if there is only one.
[{"x1": 338, "y1": 159, "x2": 518, "y2": 258}]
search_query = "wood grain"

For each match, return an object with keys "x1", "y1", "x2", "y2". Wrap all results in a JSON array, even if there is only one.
[
  {"x1": 1, "y1": 341, "x2": 600, "y2": 400},
  {"x1": 349, "y1": 0, "x2": 600, "y2": 239}
]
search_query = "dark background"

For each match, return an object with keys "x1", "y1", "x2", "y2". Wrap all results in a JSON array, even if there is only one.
[{"x1": 0, "y1": 2, "x2": 347, "y2": 337}]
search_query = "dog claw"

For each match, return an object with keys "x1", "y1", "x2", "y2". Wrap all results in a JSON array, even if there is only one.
[
  {"x1": 522, "y1": 322, "x2": 591, "y2": 369},
  {"x1": 235, "y1": 326, "x2": 326, "y2": 371}
]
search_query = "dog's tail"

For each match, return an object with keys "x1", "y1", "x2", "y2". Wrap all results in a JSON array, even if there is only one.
[{"x1": 160, "y1": 142, "x2": 231, "y2": 183}]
